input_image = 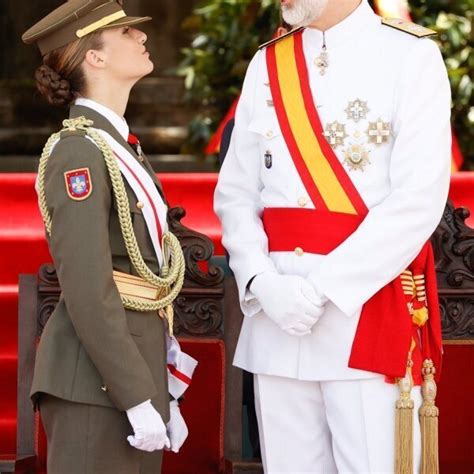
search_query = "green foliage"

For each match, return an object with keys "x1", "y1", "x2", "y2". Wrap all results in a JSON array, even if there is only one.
[
  {"x1": 178, "y1": 0, "x2": 473, "y2": 167},
  {"x1": 176, "y1": 0, "x2": 280, "y2": 154},
  {"x1": 408, "y1": 0, "x2": 473, "y2": 169}
]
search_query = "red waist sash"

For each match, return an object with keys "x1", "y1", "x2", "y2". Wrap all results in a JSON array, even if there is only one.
[
  {"x1": 263, "y1": 208, "x2": 364, "y2": 255},
  {"x1": 262, "y1": 207, "x2": 441, "y2": 384}
]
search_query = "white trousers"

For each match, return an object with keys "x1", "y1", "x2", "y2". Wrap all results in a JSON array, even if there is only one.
[{"x1": 254, "y1": 374, "x2": 422, "y2": 474}]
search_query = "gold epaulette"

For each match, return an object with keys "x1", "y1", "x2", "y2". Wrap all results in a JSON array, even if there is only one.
[
  {"x1": 381, "y1": 18, "x2": 437, "y2": 38},
  {"x1": 258, "y1": 27, "x2": 305, "y2": 50}
]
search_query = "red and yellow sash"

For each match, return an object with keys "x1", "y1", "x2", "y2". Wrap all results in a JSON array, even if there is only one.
[
  {"x1": 263, "y1": 29, "x2": 442, "y2": 383},
  {"x1": 266, "y1": 30, "x2": 367, "y2": 216}
]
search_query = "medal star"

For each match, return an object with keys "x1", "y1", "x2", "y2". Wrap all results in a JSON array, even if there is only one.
[
  {"x1": 343, "y1": 144, "x2": 371, "y2": 172},
  {"x1": 345, "y1": 99, "x2": 369, "y2": 123},
  {"x1": 367, "y1": 119, "x2": 392, "y2": 145},
  {"x1": 323, "y1": 121, "x2": 348, "y2": 149}
]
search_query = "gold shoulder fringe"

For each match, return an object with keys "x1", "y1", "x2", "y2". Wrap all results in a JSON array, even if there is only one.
[{"x1": 382, "y1": 18, "x2": 437, "y2": 38}]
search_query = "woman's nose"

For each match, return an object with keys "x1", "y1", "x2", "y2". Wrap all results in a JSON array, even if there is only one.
[{"x1": 132, "y1": 28, "x2": 147, "y2": 44}]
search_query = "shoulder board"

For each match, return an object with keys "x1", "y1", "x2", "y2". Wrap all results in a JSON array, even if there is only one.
[
  {"x1": 59, "y1": 129, "x2": 87, "y2": 140},
  {"x1": 259, "y1": 27, "x2": 305, "y2": 50},
  {"x1": 381, "y1": 18, "x2": 437, "y2": 38}
]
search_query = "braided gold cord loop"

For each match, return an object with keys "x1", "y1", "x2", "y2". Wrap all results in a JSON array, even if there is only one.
[{"x1": 37, "y1": 117, "x2": 185, "y2": 312}]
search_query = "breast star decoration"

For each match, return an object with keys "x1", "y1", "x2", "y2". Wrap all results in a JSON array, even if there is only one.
[
  {"x1": 367, "y1": 118, "x2": 392, "y2": 145},
  {"x1": 323, "y1": 121, "x2": 348, "y2": 149},
  {"x1": 345, "y1": 99, "x2": 369, "y2": 123},
  {"x1": 343, "y1": 144, "x2": 371, "y2": 172}
]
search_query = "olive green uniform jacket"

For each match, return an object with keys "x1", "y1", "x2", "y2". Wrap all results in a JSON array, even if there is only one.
[{"x1": 31, "y1": 105, "x2": 170, "y2": 421}]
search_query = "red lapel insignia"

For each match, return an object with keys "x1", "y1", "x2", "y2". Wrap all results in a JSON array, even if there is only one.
[{"x1": 64, "y1": 168, "x2": 93, "y2": 201}]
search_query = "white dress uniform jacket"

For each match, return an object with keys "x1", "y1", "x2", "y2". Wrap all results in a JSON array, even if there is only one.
[{"x1": 214, "y1": 0, "x2": 451, "y2": 381}]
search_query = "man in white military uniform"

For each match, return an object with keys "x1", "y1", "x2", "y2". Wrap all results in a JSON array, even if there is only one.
[{"x1": 214, "y1": 0, "x2": 451, "y2": 472}]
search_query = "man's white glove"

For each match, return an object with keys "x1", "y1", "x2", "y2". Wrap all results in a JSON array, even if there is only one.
[
  {"x1": 250, "y1": 271, "x2": 326, "y2": 336},
  {"x1": 126, "y1": 399, "x2": 170, "y2": 452},
  {"x1": 166, "y1": 400, "x2": 189, "y2": 453}
]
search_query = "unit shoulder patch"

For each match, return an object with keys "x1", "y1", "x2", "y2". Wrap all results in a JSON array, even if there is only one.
[
  {"x1": 64, "y1": 167, "x2": 93, "y2": 201},
  {"x1": 259, "y1": 27, "x2": 305, "y2": 50},
  {"x1": 381, "y1": 18, "x2": 437, "y2": 38}
]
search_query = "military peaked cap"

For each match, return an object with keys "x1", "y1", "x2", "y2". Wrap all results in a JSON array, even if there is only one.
[{"x1": 22, "y1": 0, "x2": 152, "y2": 56}]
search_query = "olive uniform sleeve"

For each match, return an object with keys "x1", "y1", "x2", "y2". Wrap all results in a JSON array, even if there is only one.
[{"x1": 44, "y1": 135, "x2": 157, "y2": 411}]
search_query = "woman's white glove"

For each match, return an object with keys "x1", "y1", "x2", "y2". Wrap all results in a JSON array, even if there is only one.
[
  {"x1": 126, "y1": 399, "x2": 170, "y2": 452},
  {"x1": 166, "y1": 400, "x2": 189, "y2": 453},
  {"x1": 250, "y1": 271, "x2": 326, "y2": 336}
]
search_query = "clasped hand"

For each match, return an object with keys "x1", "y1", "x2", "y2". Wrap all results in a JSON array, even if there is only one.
[{"x1": 250, "y1": 271, "x2": 326, "y2": 336}]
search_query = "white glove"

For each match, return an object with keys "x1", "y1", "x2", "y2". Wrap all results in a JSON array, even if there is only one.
[
  {"x1": 126, "y1": 399, "x2": 170, "y2": 452},
  {"x1": 250, "y1": 271, "x2": 326, "y2": 336},
  {"x1": 166, "y1": 400, "x2": 189, "y2": 453}
]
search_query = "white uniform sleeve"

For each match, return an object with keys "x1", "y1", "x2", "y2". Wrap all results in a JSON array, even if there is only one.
[
  {"x1": 309, "y1": 39, "x2": 452, "y2": 317},
  {"x1": 214, "y1": 50, "x2": 277, "y2": 316}
]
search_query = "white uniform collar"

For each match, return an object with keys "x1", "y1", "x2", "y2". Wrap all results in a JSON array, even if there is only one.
[
  {"x1": 74, "y1": 97, "x2": 130, "y2": 142},
  {"x1": 304, "y1": 0, "x2": 379, "y2": 49}
]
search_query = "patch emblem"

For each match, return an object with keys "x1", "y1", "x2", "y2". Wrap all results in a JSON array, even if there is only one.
[{"x1": 64, "y1": 168, "x2": 93, "y2": 200}]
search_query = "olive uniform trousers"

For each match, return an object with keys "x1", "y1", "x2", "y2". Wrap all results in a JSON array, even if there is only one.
[{"x1": 40, "y1": 394, "x2": 163, "y2": 474}]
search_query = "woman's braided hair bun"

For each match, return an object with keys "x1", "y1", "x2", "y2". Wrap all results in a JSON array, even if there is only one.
[
  {"x1": 34, "y1": 31, "x2": 103, "y2": 108},
  {"x1": 35, "y1": 64, "x2": 74, "y2": 107}
]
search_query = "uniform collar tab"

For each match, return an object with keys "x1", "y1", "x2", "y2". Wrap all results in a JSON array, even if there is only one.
[{"x1": 74, "y1": 97, "x2": 129, "y2": 141}]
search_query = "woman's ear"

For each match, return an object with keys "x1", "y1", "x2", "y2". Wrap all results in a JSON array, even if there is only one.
[{"x1": 84, "y1": 49, "x2": 106, "y2": 69}]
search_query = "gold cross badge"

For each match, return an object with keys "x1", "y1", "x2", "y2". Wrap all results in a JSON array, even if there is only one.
[
  {"x1": 345, "y1": 99, "x2": 369, "y2": 123},
  {"x1": 323, "y1": 121, "x2": 348, "y2": 149},
  {"x1": 367, "y1": 119, "x2": 392, "y2": 145}
]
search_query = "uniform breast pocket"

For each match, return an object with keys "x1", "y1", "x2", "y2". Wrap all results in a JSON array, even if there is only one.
[{"x1": 247, "y1": 116, "x2": 285, "y2": 175}]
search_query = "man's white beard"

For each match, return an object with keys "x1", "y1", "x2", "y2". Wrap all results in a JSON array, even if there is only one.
[{"x1": 281, "y1": 0, "x2": 329, "y2": 27}]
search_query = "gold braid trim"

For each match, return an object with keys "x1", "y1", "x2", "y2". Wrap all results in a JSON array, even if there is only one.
[{"x1": 37, "y1": 117, "x2": 185, "y2": 314}]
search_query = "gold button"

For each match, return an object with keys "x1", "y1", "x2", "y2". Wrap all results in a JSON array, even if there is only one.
[
  {"x1": 354, "y1": 131, "x2": 361, "y2": 138},
  {"x1": 101, "y1": 385, "x2": 108, "y2": 392},
  {"x1": 294, "y1": 247, "x2": 304, "y2": 256},
  {"x1": 136, "y1": 201, "x2": 144, "y2": 210},
  {"x1": 266, "y1": 130, "x2": 274, "y2": 138},
  {"x1": 298, "y1": 197, "x2": 309, "y2": 207}
]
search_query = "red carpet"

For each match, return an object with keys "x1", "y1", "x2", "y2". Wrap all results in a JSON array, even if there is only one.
[{"x1": 1, "y1": 172, "x2": 473, "y2": 472}]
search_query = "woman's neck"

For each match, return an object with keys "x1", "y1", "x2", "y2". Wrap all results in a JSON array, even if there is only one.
[
  {"x1": 84, "y1": 81, "x2": 133, "y2": 118},
  {"x1": 309, "y1": 0, "x2": 362, "y2": 31}
]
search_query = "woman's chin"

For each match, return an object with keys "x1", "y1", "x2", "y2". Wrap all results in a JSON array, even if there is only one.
[{"x1": 144, "y1": 59, "x2": 155, "y2": 75}]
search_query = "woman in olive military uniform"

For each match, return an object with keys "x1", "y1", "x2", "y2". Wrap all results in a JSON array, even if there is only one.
[{"x1": 22, "y1": 1, "x2": 189, "y2": 472}]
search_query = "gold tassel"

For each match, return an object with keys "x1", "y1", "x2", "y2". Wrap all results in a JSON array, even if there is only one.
[
  {"x1": 166, "y1": 304, "x2": 174, "y2": 337},
  {"x1": 395, "y1": 359, "x2": 414, "y2": 474},
  {"x1": 412, "y1": 307, "x2": 429, "y2": 326},
  {"x1": 420, "y1": 359, "x2": 439, "y2": 474}
]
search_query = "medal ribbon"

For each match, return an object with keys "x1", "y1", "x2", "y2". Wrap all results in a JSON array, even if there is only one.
[{"x1": 266, "y1": 30, "x2": 368, "y2": 216}]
